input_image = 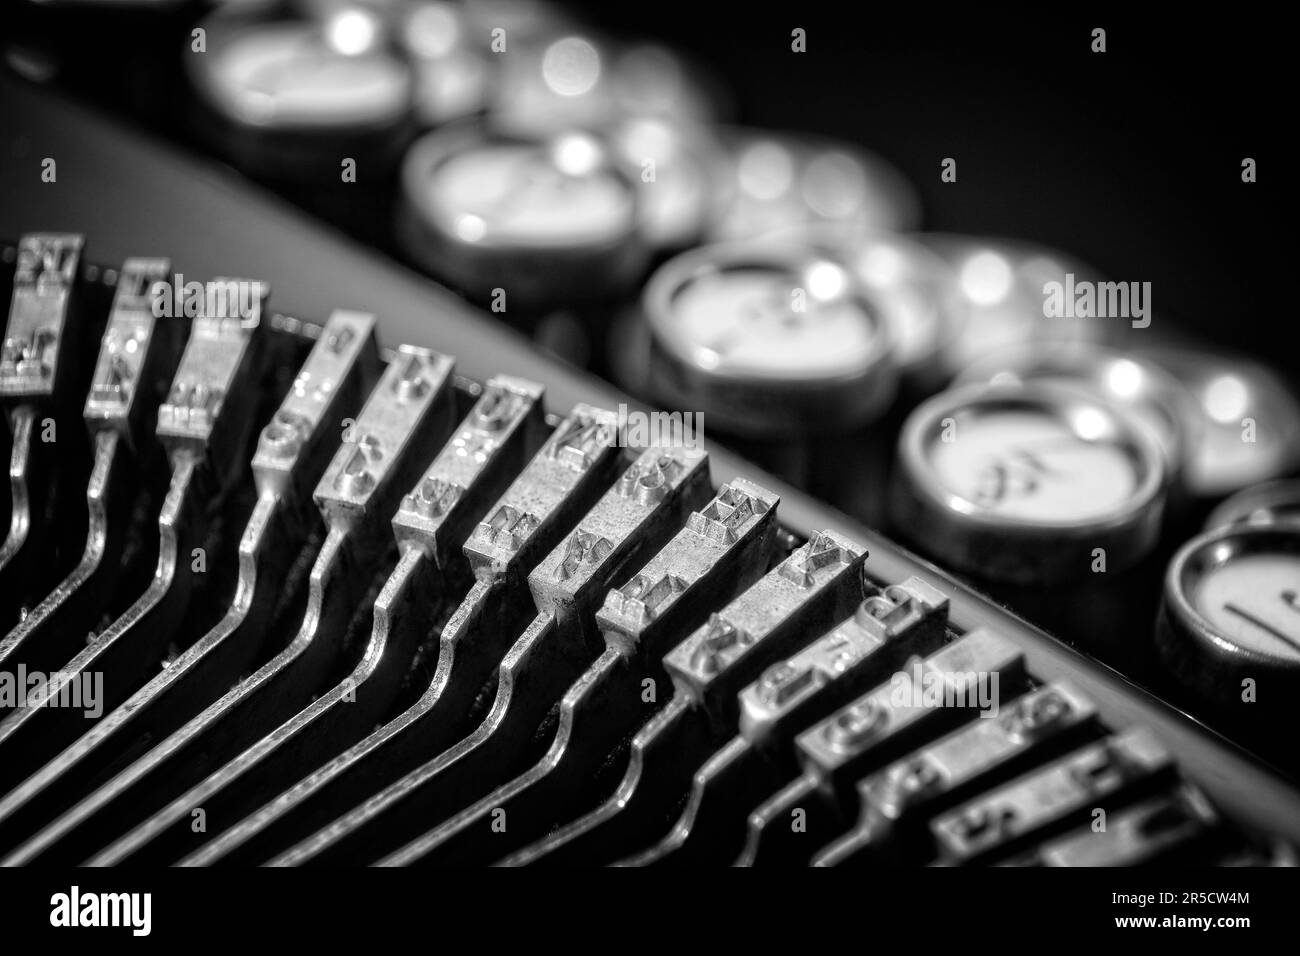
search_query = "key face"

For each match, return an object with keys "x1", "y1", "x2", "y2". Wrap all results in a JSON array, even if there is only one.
[
  {"x1": 84, "y1": 257, "x2": 172, "y2": 436},
  {"x1": 252, "y1": 310, "x2": 379, "y2": 500},
  {"x1": 663, "y1": 530, "x2": 868, "y2": 708},
  {"x1": 931, "y1": 727, "x2": 1172, "y2": 863},
  {"x1": 1157, "y1": 522, "x2": 1300, "y2": 736},
  {"x1": 954, "y1": 345, "x2": 1194, "y2": 477},
  {"x1": 315, "y1": 344, "x2": 455, "y2": 530},
  {"x1": 597, "y1": 478, "x2": 779, "y2": 656},
  {"x1": 709, "y1": 131, "x2": 918, "y2": 243},
  {"x1": 1205, "y1": 479, "x2": 1300, "y2": 532},
  {"x1": 529, "y1": 445, "x2": 711, "y2": 618},
  {"x1": 1, "y1": 234, "x2": 82, "y2": 401},
  {"x1": 892, "y1": 381, "x2": 1166, "y2": 583},
  {"x1": 1137, "y1": 346, "x2": 1300, "y2": 497},
  {"x1": 156, "y1": 278, "x2": 267, "y2": 454},
  {"x1": 400, "y1": 124, "x2": 645, "y2": 306},
  {"x1": 393, "y1": 374, "x2": 544, "y2": 563},
  {"x1": 796, "y1": 628, "x2": 1025, "y2": 788},
  {"x1": 736, "y1": 576, "x2": 948, "y2": 743},
  {"x1": 464, "y1": 403, "x2": 619, "y2": 582}
]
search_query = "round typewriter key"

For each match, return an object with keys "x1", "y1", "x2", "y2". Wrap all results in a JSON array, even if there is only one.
[
  {"x1": 187, "y1": 6, "x2": 414, "y2": 179},
  {"x1": 775, "y1": 228, "x2": 966, "y2": 390},
  {"x1": 397, "y1": 122, "x2": 646, "y2": 308},
  {"x1": 606, "y1": 42, "x2": 725, "y2": 122},
  {"x1": 1137, "y1": 347, "x2": 1300, "y2": 499},
  {"x1": 918, "y1": 236, "x2": 1110, "y2": 377},
  {"x1": 707, "y1": 130, "x2": 920, "y2": 244},
  {"x1": 607, "y1": 117, "x2": 726, "y2": 253},
  {"x1": 954, "y1": 344, "x2": 1198, "y2": 482},
  {"x1": 487, "y1": 34, "x2": 718, "y2": 137},
  {"x1": 642, "y1": 241, "x2": 898, "y2": 438},
  {"x1": 890, "y1": 381, "x2": 1167, "y2": 583},
  {"x1": 1156, "y1": 522, "x2": 1300, "y2": 734},
  {"x1": 399, "y1": 1, "x2": 494, "y2": 127},
  {"x1": 1205, "y1": 480, "x2": 1300, "y2": 531}
]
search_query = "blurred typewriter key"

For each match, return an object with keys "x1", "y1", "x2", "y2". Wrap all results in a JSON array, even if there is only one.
[
  {"x1": 398, "y1": 122, "x2": 646, "y2": 311},
  {"x1": 379, "y1": 478, "x2": 780, "y2": 866},
  {"x1": 685, "y1": 626, "x2": 1028, "y2": 866},
  {"x1": 954, "y1": 343, "x2": 1198, "y2": 484},
  {"x1": 811, "y1": 682, "x2": 1099, "y2": 866},
  {"x1": 642, "y1": 242, "x2": 898, "y2": 439},
  {"x1": 1137, "y1": 347, "x2": 1300, "y2": 499},
  {"x1": 52, "y1": 344, "x2": 456, "y2": 866},
  {"x1": 891, "y1": 381, "x2": 1167, "y2": 584},
  {"x1": 832, "y1": 232, "x2": 966, "y2": 392},
  {"x1": 488, "y1": 34, "x2": 721, "y2": 137},
  {"x1": 756, "y1": 224, "x2": 967, "y2": 394},
  {"x1": 0, "y1": 277, "x2": 267, "y2": 788},
  {"x1": 608, "y1": 42, "x2": 728, "y2": 123},
  {"x1": 0, "y1": 258, "x2": 180, "y2": 697},
  {"x1": 177, "y1": 398, "x2": 626, "y2": 868},
  {"x1": 608, "y1": 117, "x2": 727, "y2": 255},
  {"x1": 1155, "y1": 521, "x2": 1300, "y2": 766},
  {"x1": 919, "y1": 236, "x2": 1110, "y2": 377},
  {"x1": 1205, "y1": 479, "x2": 1300, "y2": 531},
  {"x1": 500, "y1": 530, "x2": 870, "y2": 866},
  {"x1": 268, "y1": 444, "x2": 711, "y2": 866},
  {"x1": 393, "y1": 1, "x2": 495, "y2": 127},
  {"x1": 0, "y1": 309, "x2": 381, "y2": 859},
  {"x1": 186, "y1": 3, "x2": 414, "y2": 181},
  {"x1": 707, "y1": 130, "x2": 919, "y2": 243},
  {"x1": 1022, "y1": 786, "x2": 1225, "y2": 866},
  {"x1": 930, "y1": 727, "x2": 1174, "y2": 865},
  {"x1": 1, "y1": 234, "x2": 92, "y2": 627}
]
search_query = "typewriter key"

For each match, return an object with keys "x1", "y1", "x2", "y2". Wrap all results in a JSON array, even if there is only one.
[
  {"x1": 607, "y1": 117, "x2": 727, "y2": 254},
  {"x1": 954, "y1": 343, "x2": 1198, "y2": 481},
  {"x1": 1205, "y1": 479, "x2": 1300, "y2": 531},
  {"x1": 891, "y1": 381, "x2": 1167, "y2": 584},
  {"x1": 1156, "y1": 522, "x2": 1300, "y2": 726},
  {"x1": 488, "y1": 35, "x2": 719, "y2": 136},
  {"x1": 707, "y1": 130, "x2": 919, "y2": 244},
  {"x1": 1137, "y1": 347, "x2": 1300, "y2": 498},
  {"x1": 398, "y1": 1, "x2": 494, "y2": 127},
  {"x1": 398, "y1": 123, "x2": 646, "y2": 308},
  {"x1": 642, "y1": 241, "x2": 898, "y2": 438},
  {"x1": 783, "y1": 229, "x2": 967, "y2": 389},
  {"x1": 918, "y1": 236, "x2": 1110, "y2": 377},
  {"x1": 187, "y1": 5, "x2": 414, "y2": 179}
]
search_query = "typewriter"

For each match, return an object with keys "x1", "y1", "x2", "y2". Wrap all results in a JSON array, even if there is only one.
[{"x1": 0, "y1": 0, "x2": 1296, "y2": 868}]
